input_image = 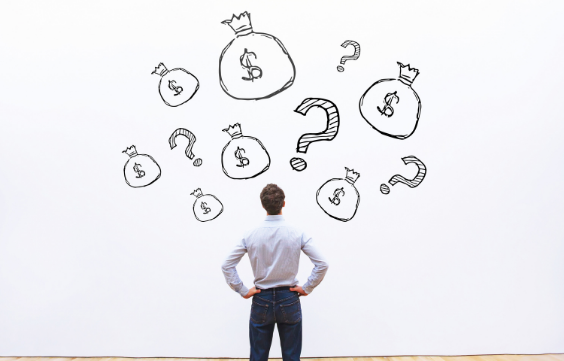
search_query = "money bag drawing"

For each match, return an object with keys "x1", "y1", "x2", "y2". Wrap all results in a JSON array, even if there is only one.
[
  {"x1": 316, "y1": 167, "x2": 360, "y2": 222},
  {"x1": 219, "y1": 11, "x2": 296, "y2": 100},
  {"x1": 152, "y1": 63, "x2": 199, "y2": 107},
  {"x1": 221, "y1": 123, "x2": 270, "y2": 179},
  {"x1": 191, "y1": 188, "x2": 224, "y2": 222},
  {"x1": 359, "y1": 62, "x2": 421, "y2": 139},
  {"x1": 122, "y1": 145, "x2": 161, "y2": 188}
]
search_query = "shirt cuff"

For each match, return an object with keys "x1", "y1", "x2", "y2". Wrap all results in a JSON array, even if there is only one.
[
  {"x1": 238, "y1": 285, "x2": 250, "y2": 297},
  {"x1": 302, "y1": 283, "x2": 313, "y2": 295}
]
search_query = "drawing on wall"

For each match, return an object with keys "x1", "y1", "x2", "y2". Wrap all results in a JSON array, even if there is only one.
[
  {"x1": 152, "y1": 63, "x2": 199, "y2": 107},
  {"x1": 122, "y1": 145, "x2": 161, "y2": 188},
  {"x1": 359, "y1": 62, "x2": 421, "y2": 139},
  {"x1": 191, "y1": 188, "x2": 224, "y2": 222},
  {"x1": 290, "y1": 98, "x2": 340, "y2": 172},
  {"x1": 222, "y1": 123, "x2": 270, "y2": 179},
  {"x1": 316, "y1": 167, "x2": 360, "y2": 222},
  {"x1": 219, "y1": 11, "x2": 295, "y2": 100},
  {"x1": 169, "y1": 128, "x2": 202, "y2": 167},
  {"x1": 337, "y1": 40, "x2": 360, "y2": 72},
  {"x1": 380, "y1": 156, "x2": 426, "y2": 194}
]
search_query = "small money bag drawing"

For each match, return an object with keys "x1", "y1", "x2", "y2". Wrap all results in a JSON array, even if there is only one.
[
  {"x1": 316, "y1": 168, "x2": 360, "y2": 222},
  {"x1": 122, "y1": 145, "x2": 161, "y2": 188},
  {"x1": 191, "y1": 188, "x2": 224, "y2": 222},
  {"x1": 359, "y1": 62, "x2": 421, "y2": 139},
  {"x1": 152, "y1": 63, "x2": 199, "y2": 107},
  {"x1": 221, "y1": 123, "x2": 270, "y2": 179},
  {"x1": 219, "y1": 11, "x2": 295, "y2": 100}
]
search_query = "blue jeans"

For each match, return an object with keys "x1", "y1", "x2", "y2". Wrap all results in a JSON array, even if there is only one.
[{"x1": 249, "y1": 286, "x2": 302, "y2": 361}]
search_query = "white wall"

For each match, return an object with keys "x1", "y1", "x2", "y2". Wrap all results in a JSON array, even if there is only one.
[{"x1": 1, "y1": 0, "x2": 563, "y2": 357}]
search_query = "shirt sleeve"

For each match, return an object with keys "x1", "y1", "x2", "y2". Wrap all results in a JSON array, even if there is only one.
[
  {"x1": 221, "y1": 237, "x2": 250, "y2": 297},
  {"x1": 300, "y1": 232, "x2": 329, "y2": 294}
]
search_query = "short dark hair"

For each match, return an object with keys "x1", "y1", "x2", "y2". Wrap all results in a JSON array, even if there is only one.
[{"x1": 260, "y1": 184, "x2": 285, "y2": 215}]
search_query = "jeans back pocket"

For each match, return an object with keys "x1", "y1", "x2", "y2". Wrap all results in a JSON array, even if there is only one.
[
  {"x1": 250, "y1": 300, "x2": 269, "y2": 324},
  {"x1": 280, "y1": 298, "x2": 302, "y2": 324}
]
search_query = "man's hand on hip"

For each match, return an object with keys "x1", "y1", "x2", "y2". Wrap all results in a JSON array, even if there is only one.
[
  {"x1": 290, "y1": 285, "x2": 308, "y2": 296},
  {"x1": 243, "y1": 287, "x2": 261, "y2": 299}
]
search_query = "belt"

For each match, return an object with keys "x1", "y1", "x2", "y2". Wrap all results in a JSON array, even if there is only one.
[{"x1": 257, "y1": 286, "x2": 295, "y2": 291}]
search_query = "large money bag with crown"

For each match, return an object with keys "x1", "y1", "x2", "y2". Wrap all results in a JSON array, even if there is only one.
[
  {"x1": 191, "y1": 188, "x2": 224, "y2": 222},
  {"x1": 219, "y1": 11, "x2": 295, "y2": 100},
  {"x1": 359, "y1": 62, "x2": 421, "y2": 139},
  {"x1": 152, "y1": 63, "x2": 199, "y2": 107},
  {"x1": 221, "y1": 123, "x2": 270, "y2": 179},
  {"x1": 316, "y1": 168, "x2": 360, "y2": 222},
  {"x1": 122, "y1": 145, "x2": 161, "y2": 188}
]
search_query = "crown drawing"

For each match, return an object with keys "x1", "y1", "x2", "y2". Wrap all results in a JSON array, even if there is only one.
[
  {"x1": 397, "y1": 62, "x2": 419, "y2": 84},
  {"x1": 191, "y1": 188, "x2": 204, "y2": 198},
  {"x1": 222, "y1": 12, "x2": 253, "y2": 35},
  {"x1": 122, "y1": 145, "x2": 138, "y2": 158},
  {"x1": 222, "y1": 123, "x2": 243, "y2": 139},
  {"x1": 345, "y1": 167, "x2": 360, "y2": 184},
  {"x1": 151, "y1": 63, "x2": 169, "y2": 77}
]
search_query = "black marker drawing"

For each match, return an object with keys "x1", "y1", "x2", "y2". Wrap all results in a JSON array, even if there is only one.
[
  {"x1": 290, "y1": 98, "x2": 340, "y2": 172},
  {"x1": 290, "y1": 157, "x2": 307, "y2": 172},
  {"x1": 219, "y1": 11, "x2": 295, "y2": 100},
  {"x1": 122, "y1": 145, "x2": 161, "y2": 188},
  {"x1": 337, "y1": 40, "x2": 360, "y2": 72},
  {"x1": 169, "y1": 128, "x2": 202, "y2": 167},
  {"x1": 316, "y1": 167, "x2": 360, "y2": 222},
  {"x1": 191, "y1": 188, "x2": 224, "y2": 222},
  {"x1": 152, "y1": 63, "x2": 199, "y2": 107},
  {"x1": 359, "y1": 62, "x2": 421, "y2": 139},
  {"x1": 222, "y1": 123, "x2": 270, "y2": 179},
  {"x1": 380, "y1": 156, "x2": 426, "y2": 194}
]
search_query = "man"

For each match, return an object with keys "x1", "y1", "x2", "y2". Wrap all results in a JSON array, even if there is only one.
[{"x1": 221, "y1": 184, "x2": 329, "y2": 361}]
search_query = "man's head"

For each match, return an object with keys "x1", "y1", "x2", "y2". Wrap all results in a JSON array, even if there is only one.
[{"x1": 260, "y1": 184, "x2": 285, "y2": 215}]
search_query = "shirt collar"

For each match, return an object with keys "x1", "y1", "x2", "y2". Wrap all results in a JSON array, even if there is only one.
[{"x1": 265, "y1": 215, "x2": 285, "y2": 221}]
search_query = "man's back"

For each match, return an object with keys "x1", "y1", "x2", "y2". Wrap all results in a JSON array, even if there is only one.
[
  {"x1": 245, "y1": 216, "x2": 302, "y2": 288},
  {"x1": 222, "y1": 215, "x2": 328, "y2": 297}
]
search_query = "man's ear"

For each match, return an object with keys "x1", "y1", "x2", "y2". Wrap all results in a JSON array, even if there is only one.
[{"x1": 282, "y1": 201, "x2": 286, "y2": 208}]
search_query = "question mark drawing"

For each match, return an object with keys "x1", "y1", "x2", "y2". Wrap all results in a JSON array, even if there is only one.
[
  {"x1": 380, "y1": 156, "x2": 426, "y2": 194},
  {"x1": 168, "y1": 128, "x2": 202, "y2": 167},
  {"x1": 290, "y1": 98, "x2": 340, "y2": 172},
  {"x1": 337, "y1": 40, "x2": 360, "y2": 72}
]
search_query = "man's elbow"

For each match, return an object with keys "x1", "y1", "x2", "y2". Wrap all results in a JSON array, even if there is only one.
[
  {"x1": 319, "y1": 260, "x2": 329, "y2": 272},
  {"x1": 221, "y1": 261, "x2": 231, "y2": 274}
]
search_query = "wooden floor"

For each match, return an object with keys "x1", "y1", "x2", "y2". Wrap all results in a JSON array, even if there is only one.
[{"x1": 1, "y1": 356, "x2": 563, "y2": 361}]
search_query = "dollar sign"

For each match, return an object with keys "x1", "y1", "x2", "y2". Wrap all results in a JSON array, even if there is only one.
[
  {"x1": 377, "y1": 91, "x2": 400, "y2": 117},
  {"x1": 133, "y1": 163, "x2": 145, "y2": 178},
  {"x1": 201, "y1": 202, "x2": 211, "y2": 214},
  {"x1": 234, "y1": 146, "x2": 250, "y2": 168},
  {"x1": 240, "y1": 48, "x2": 263, "y2": 82},
  {"x1": 168, "y1": 80, "x2": 183, "y2": 96},
  {"x1": 328, "y1": 187, "x2": 345, "y2": 205}
]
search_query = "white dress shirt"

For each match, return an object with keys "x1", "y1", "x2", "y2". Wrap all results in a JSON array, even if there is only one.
[{"x1": 221, "y1": 215, "x2": 329, "y2": 297}]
